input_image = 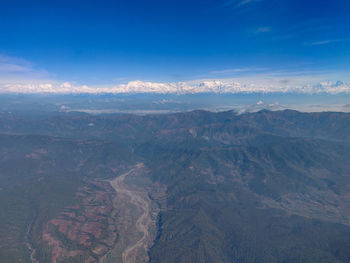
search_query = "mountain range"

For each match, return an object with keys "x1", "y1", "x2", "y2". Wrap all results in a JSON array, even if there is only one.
[
  {"x1": 2, "y1": 80, "x2": 350, "y2": 95},
  {"x1": 0, "y1": 109, "x2": 350, "y2": 262}
]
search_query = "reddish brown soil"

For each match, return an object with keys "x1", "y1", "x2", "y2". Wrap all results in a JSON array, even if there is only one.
[{"x1": 42, "y1": 179, "x2": 119, "y2": 262}]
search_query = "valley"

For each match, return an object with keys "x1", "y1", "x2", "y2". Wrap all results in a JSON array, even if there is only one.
[
  {"x1": 0, "y1": 110, "x2": 350, "y2": 263},
  {"x1": 105, "y1": 163, "x2": 158, "y2": 263}
]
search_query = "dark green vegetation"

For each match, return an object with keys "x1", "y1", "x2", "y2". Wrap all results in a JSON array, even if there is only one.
[
  {"x1": 0, "y1": 109, "x2": 350, "y2": 262},
  {"x1": 0, "y1": 135, "x2": 134, "y2": 263}
]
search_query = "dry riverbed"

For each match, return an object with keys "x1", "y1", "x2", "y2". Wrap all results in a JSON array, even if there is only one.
[{"x1": 103, "y1": 163, "x2": 162, "y2": 263}]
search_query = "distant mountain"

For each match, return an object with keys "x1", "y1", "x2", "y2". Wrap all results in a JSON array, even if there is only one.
[{"x1": 2, "y1": 79, "x2": 350, "y2": 95}]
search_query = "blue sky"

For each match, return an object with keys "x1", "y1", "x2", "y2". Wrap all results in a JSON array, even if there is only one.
[{"x1": 0, "y1": 0, "x2": 350, "y2": 93}]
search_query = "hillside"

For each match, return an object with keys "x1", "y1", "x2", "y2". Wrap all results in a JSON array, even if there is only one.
[{"x1": 0, "y1": 110, "x2": 350, "y2": 262}]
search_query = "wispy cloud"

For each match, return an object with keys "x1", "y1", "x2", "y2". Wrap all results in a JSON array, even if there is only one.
[
  {"x1": 0, "y1": 54, "x2": 33, "y2": 73},
  {"x1": 0, "y1": 63, "x2": 32, "y2": 73},
  {"x1": 305, "y1": 39, "x2": 343, "y2": 46},
  {"x1": 237, "y1": 0, "x2": 253, "y2": 7},
  {"x1": 255, "y1": 26, "x2": 272, "y2": 34},
  {"x1": 223, "y1": 0, "x2": 261, "y2": 8},
  {"x1": 0, "y1": 54, "x2": 49, "y2": 81},
  {"x1": 211, "y1": 67, "x2": 268, "y2": 74}
]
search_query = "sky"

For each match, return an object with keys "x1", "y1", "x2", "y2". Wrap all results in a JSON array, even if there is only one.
[{"x1": 0, "y1": 0, "x2": 350, "y2": 94}]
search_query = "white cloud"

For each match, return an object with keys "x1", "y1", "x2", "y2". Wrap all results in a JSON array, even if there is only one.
[
  {"x1": 2, "y1": 82, "x2": 90, "y2": 94},
  {"x1": 1, "y1": 79, "x2": 349, "y2": 95}
]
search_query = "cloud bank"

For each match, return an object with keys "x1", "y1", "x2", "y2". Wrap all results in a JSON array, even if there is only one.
[{"x1": 1, "y1": 79, "x2": 350, "y2": 95}]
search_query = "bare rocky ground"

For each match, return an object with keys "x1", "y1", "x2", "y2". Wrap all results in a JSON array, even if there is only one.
[{"x1": 103, "y1": 163, "x2": 164, "y2": 263}]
